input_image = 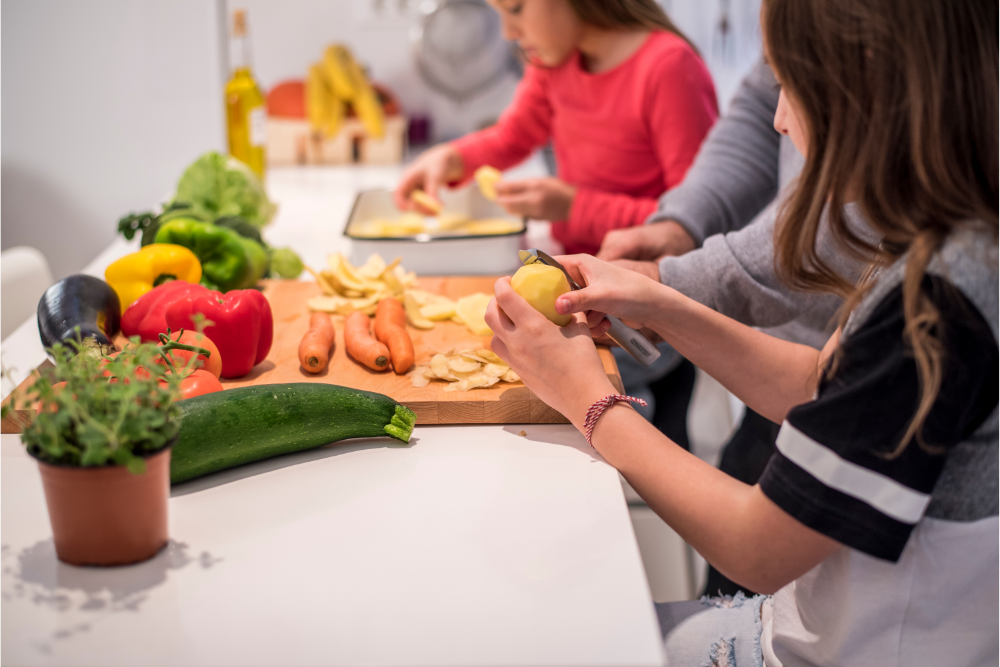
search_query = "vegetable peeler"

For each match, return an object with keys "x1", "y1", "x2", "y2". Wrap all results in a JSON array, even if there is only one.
[{"x1": 518, "y1": 249, "x2": 661, "y2": 366}]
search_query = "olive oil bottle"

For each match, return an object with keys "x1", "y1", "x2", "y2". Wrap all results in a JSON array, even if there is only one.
[{"x1": 225, "y1": 9, "x2": 266, "y2": 177}]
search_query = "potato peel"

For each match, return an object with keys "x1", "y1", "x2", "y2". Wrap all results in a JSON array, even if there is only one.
[
  {"x1": 308, "y1": 254, "x2": 495, "y2": 337},
  {"x1": 410, "y1": 349, "x2": 519, "y2": 391}
]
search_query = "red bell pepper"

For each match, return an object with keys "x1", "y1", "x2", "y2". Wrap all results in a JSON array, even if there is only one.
[
  {"x1": 164, "y1": 289, "x2": 273, "y2": 378},
  {"x1": 121, "y1": 281, "x2": 208, "y2": 342}
]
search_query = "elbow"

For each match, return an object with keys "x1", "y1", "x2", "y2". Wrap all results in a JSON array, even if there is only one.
[{"x1": 713, "y1": 550, "x2": 799, "y2": 597}]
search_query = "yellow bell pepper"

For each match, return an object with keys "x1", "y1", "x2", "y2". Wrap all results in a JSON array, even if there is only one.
[{"x1": 105, "y1": 244, "x2": 202, "y2": 310}]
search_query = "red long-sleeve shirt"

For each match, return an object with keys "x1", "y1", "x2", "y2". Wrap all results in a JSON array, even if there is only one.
[{"x1": 451, "y1": 31, "x2": 718, "y2": 255}]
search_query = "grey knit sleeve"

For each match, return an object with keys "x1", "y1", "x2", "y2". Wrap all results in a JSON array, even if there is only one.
[
  {"x1": 657, "y1": 203, "x2": 875, "y2": 348},
  {"x1": 647, "y1": 59, "x2": 782, "y2": 246}
]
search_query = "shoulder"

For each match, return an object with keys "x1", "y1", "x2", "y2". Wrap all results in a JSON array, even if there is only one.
[
  {"x1": 635, "y1": 32, "x2": 715, "y2": 106},
  {"x1": 848, "y1": 224, "x2": 998, "y2": 339},
  {"x1": 636, "y1": 31, "x2": 708, "y2": 78}
]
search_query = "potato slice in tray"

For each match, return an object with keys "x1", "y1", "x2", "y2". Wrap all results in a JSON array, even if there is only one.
[{"x1": 436, "y1": 212, "x2": 472, "y2": 231}]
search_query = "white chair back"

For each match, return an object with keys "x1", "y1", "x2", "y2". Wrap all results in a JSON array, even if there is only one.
[{"x1": 2, "y1": 246, "x2": 54, "y2": 341}]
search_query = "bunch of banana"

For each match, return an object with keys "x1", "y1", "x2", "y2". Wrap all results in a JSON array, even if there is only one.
[{"x1": 306, "y1": 45, "x2": 385, "y2": 139}]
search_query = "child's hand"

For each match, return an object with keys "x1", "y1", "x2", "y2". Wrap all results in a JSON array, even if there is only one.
[
  {"x1": 485, "y1": 276, "x2": 617, "y2": 429},
  {"x1": 394, "y1": 144, "x2": 465, "y2": 213},
  {"x1": 494, "y1": 178, "x2": 578, "y2": 220},
  {"x1": 552, "y1": 255, "x2": 663, "y2": 334}
]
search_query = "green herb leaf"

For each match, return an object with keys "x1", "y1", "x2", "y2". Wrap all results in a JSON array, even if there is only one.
[{"x1": 13, "y1": 340, "x2": 181, "y2": 471}]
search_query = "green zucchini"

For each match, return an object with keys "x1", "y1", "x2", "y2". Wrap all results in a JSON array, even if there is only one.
[{"x1": 170, "y1": 383, "x2": 416, "y2": 484}]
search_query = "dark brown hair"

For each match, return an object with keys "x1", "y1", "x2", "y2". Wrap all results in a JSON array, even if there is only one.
[
  {"x1": 567, "y1": 0, "x2": 697, "y2": 53},
  {"x1": 764, "y1": 0, "x2": 998, "y2": 454}
]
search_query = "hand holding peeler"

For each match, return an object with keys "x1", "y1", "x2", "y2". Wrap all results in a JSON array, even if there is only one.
[{"x1": 518, "y1": 249, "x2": 661, "y2": 366}]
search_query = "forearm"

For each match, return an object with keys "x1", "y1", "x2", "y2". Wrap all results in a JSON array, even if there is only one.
[
  {"x1": 645, "y1": 283, "x2": 821, "y2": 421},
  {"x1": 591, "y1": 405, "x2": 833, "y2": 593},
  {"x1": 565, "y1": 190, "x2": 660, "y2": 247}
]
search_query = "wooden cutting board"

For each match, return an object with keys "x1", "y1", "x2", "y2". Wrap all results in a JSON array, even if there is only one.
[{"x1": 1, "y1": 278, "x2": 623, "y2": 432}]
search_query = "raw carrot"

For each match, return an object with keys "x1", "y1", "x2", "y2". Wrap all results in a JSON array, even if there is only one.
[
  {"x1": 374, "y1": 298, "x2": 414, "y2": 374},
  {"x1": 299, "y1": 312, "x2": 336, "y2": 373},
  {"x1": 344, "y1": 311, "x2": 390, "y2": 371}
]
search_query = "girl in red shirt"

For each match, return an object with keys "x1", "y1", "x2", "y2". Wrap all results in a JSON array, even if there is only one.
[{"x1": 394, "y1": 0, "x2": 718, "y2": 255}]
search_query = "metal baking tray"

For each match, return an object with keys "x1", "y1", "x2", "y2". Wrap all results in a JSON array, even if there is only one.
[{"x1": 344, "y1": 187, "x2": 526, "y2": 276}]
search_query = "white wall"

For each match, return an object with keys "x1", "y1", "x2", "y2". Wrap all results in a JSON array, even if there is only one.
[{"x1": 1, "y1": 0, "x2": 227, "y2": 281}]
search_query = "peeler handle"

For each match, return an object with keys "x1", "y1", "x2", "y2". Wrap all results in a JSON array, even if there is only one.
[{"x1": 604, "y1": 315, "x2": 661, "y2": 366}]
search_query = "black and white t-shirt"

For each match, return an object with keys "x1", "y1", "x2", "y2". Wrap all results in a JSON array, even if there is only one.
[
  {"x1": 761, "y1": 274, "x2": 997, "y2": 562},
  {"x1": 758, "y1": 231, "x2": 999, "y2": 667}
]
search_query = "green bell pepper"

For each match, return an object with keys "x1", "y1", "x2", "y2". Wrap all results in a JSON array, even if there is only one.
[{"x1": 154, "y1": 217, "x2": 269, "y2": 292}]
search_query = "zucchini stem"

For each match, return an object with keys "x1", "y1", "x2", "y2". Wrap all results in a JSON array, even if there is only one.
[{"x1": 384, "y1": 405, "x2": 417, "y2": 442}]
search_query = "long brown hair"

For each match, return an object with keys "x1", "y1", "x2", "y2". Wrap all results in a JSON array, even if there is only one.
[
  {"x1": 567, "y1": 0, "x2": 698, "y2": 54},
  {"x1": 764, "y1": 0, "x2": 998, "y2": 455}
]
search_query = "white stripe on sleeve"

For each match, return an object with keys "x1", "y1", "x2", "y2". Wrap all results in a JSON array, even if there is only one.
[{"x1": 775, "y1": 422, "x2": 931, "y2": 524}]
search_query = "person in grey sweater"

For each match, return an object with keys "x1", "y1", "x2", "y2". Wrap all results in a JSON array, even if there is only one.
[
  {"x1": 600, "y1": 58, "x2": 859, "y2": 347},
  {"x1": 597, "y1": 59, "x2": 871, "y2": 597}
]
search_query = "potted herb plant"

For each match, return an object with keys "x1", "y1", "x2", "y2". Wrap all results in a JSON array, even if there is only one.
[{"x1": 2, "y1": 340, "x2": 182, "y2": 566}]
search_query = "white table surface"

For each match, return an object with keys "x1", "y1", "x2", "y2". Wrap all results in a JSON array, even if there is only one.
[{"x1": 1, "y1": 163, "x2": 665, "y2": 667}]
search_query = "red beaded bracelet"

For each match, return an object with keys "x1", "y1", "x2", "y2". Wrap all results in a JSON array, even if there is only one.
[{"x1": 583, "y1": 394, "x2": 648, "y2": 446}]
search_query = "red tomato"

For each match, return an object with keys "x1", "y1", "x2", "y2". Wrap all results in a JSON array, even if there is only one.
[
  {"x1": 162, "y1": 369, "x2": 224, "y2": 400},
  {"x1": 156, "y1": 331, "x2": 223, "y2": 378},
  {"x1": 98, "y1": 351, "x2": 152, "y2": 382}
]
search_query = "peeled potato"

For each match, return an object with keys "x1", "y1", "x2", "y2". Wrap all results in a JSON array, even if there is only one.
[
  {"x1": 475, "y1": 166, "x2": 502, "y2": 201},
  {"x1": 510, "y1": 264, "x2": 573, "y2": 326}
]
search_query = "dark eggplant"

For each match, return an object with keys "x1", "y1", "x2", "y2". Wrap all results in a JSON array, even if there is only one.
[{"x1": 37, "y1": 275, "x2": 121, "y2": 355}]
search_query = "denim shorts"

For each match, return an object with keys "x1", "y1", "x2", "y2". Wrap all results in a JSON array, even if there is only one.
[{"x1": 655, "y1": 592, "x2": 766, "y2": 667}]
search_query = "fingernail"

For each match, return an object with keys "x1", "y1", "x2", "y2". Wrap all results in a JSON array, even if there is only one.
[{"x1": 556, "y1": 297, "x2": 569, "y2": 313}]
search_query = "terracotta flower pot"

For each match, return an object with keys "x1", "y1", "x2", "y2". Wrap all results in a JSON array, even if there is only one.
[{"x1": 36, "y1": 447, "x2": 171, "y2": 566}]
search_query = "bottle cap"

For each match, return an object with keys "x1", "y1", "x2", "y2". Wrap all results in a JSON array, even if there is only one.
[{"x1": 233, "y1": 9, "x2": 247, "y2": 36}]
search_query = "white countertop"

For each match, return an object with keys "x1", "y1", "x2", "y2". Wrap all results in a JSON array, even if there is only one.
[{"x1": 1, "y1": 163, "x2": 665, "y2": 667}]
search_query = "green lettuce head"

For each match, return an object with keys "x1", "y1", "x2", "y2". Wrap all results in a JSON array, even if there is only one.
[{"x1": 173, "y1": 151, "x2": 276, "y2": 228}]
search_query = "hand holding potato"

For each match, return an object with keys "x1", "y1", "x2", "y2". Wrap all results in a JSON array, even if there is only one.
[
  {"x1": 552, "y1": 255, "x2": 665, "y2": 335},
  {"x1": 394, "y1": 144, "x2": 465, "y2": 213},
  {"x1": 485, "y1": 276, "x2": 617, "y2": 429}
]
